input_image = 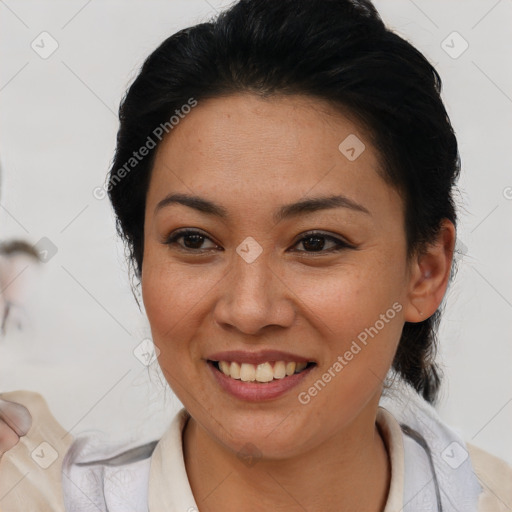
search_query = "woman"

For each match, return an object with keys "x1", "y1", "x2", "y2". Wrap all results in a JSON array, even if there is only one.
[{"x1": 1, "y1": 0, "x2": 511, "y2": 510}]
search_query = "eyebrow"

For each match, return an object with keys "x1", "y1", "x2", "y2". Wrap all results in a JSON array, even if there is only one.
[{"x1": 155, "y1": 192, "x2": 370, "y2": 222}]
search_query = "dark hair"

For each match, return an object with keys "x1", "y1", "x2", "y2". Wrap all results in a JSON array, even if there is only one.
[{"x1": 107, "y1": 0, "x2": 460, "y2": 404}]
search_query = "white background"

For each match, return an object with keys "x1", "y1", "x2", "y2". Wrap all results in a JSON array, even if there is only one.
[{"x1": 0, "y1": 0, "x2": 511, "y2": 464}]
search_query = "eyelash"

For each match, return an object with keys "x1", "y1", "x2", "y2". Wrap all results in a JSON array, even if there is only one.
[{"x1": 163, "y1": 229, "x2": 354, "y2": 254}]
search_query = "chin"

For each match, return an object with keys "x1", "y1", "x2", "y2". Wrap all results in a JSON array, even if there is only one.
[{"x1": 207, "y1": 407, "x2": 313, "y2": 458}]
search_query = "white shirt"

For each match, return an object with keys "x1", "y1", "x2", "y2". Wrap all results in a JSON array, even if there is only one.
[
  {"x1": 4, "y1": 382, "x2": 505, "y2": 511},
  {"x1": 61, "y1": 382, "x2": 483, "y2": 511}
]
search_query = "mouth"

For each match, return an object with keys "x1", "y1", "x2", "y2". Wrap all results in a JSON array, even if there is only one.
[{"x1": 207, "y1": 359, "x2": 317, "y2": 383}]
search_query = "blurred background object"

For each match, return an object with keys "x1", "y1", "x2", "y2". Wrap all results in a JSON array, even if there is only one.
[{"x1": 0, "y1": 239, "x2": 41, "y2": 336}]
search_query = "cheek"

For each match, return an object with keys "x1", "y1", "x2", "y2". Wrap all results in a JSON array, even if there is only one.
[
  {"x1": 141, "y1": 260, "x2": 197, "y2": 366},
  {"x1": 290, "y1": 257, "x2": 405, "y2": 398},
  {"x1": 140, "y1": 253, "x2": 227, "y2": 377},
  {"x1": 293, "y1": 275, "x2": 403, "y2": 423},
  {"x1": 141, "y1": 244, "x2": 207, "y2": 330},
  {"x1": 292, "y1": 257, "x2": 405, "y2": 338}
]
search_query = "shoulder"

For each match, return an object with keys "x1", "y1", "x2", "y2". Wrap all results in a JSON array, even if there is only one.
[
  {"x1": 378, "y1": 384, "x2": 510, "y2": 512},
  {"x1": 0, "y1": 389, "x2": 74, "y2": 511},
  {"x1": 467, "y1": 443, "x2": 512, "y2": 511},
  {"x1": 65, "y1": 408, "x2": 191, "y2": 512},
  {"x1": 62, "y1": 437, "x2": 156, "y2": 512},
  {"x1": 0, "y1": 390, "x2": 160, "y2": 512}
]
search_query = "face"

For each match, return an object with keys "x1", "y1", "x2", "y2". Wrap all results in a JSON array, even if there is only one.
[{"x1": 142, "y1": 93, "x2": 413, "y2": 459}]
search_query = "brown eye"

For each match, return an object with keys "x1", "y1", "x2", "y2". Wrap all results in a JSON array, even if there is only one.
[
  {"x1": 292, "y1": 232, "x2": 353, "y2": 254},
  {"x1": 164, "y1": 229, "x2": 219, "y2": 252},
  {"x1": 163, "y1": 229, "x2": 354, "y2": 255}
]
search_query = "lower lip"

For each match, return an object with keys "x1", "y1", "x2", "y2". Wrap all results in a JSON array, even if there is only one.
[{"x1": 207, "y1": 361, "x2": 315, "y2": 402}]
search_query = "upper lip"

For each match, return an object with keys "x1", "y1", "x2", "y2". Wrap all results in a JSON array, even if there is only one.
[{"x1": 206, "y1": 350, "x2": 316, "y2": 365}]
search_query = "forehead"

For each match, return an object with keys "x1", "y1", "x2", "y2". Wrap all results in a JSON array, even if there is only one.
[{"x1": 147, "y1": 93, "x2": 395, "y2": 219}]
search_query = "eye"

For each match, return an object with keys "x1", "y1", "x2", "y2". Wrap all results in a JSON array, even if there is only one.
[
  {"x1": 163, "y1": 229, "x2": 354, "y2": 254},
  {"x1": 291, "y1": 231, "x2": 354, "y2": 254},
  {"x1": 164, "y1": 229, "x2": 220, "y2": 252}
]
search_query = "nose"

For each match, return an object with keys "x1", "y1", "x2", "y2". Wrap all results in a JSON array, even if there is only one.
[{"x1": 213, "y1": 248, "x2": 296, "y2": 336}]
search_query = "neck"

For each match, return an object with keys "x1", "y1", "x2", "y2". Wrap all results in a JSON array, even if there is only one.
[{"x1": 182, "y1": 403, "x2": 391, "y2": 512}]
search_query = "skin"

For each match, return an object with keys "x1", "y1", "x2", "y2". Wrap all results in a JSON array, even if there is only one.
[
  {"x1": 0, "y1": 399, "x2": 32, "y2": 456},
  {"x1": 142, "y1": 93, "x2": 455, "y2": 512}
]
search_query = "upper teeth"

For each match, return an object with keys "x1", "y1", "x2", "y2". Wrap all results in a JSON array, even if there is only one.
[{"x1": 216, "y1": 361, "x2": 309, "y2": 382}]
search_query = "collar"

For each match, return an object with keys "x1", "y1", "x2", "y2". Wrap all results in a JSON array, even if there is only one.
[
  {"x1": 148, "y1": 406, "x2": 408, "y2": 511},
  {"x1": 148, "y1": 407, "x2": 196, "y2": 511}
]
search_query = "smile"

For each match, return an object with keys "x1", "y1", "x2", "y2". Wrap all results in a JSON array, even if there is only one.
[{"x1": 209, "y1": 360, "x2": 316, "y2": 383}]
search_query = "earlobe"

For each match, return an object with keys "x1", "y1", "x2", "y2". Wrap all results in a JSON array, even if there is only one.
[{"x1": 403, "y1": 220, "x2": 456, "y2": 323}]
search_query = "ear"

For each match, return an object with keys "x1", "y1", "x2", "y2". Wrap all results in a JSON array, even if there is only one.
[{"x1": 403, "y1": 219, "x2": 456, "y2": 323}]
